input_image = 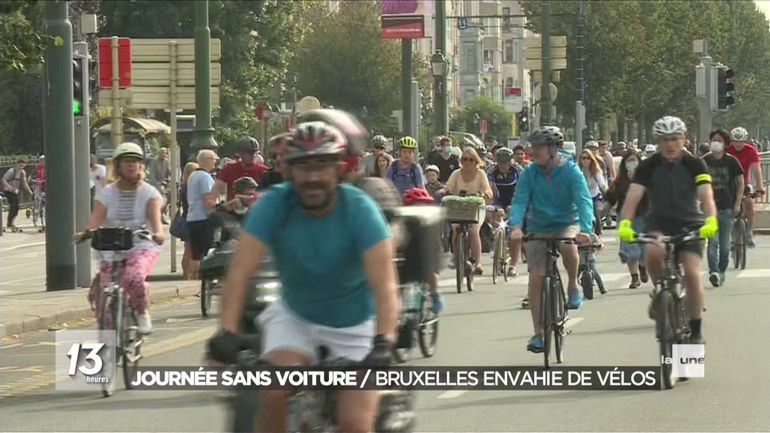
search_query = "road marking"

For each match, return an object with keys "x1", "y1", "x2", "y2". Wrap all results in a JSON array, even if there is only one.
[
  {"x1": 736, "y1": 269, "x2": 770, "y2": 279},
  {"x1": 0, "y1": 365, "x2": 43, "y2": 373},
  {"x1": 0, "y1": 241, "x2": 46, "y2": 253},
  {"x1": 0, "y1": 343, "x2": 23, "y2": 350},
  {"x1": 0, "y1": 275, "x2": 45, "y2": 286},
  {"x1": 564, "y1": 317, "x2": 584, "y2": 329},
  {"x1": 437, "y1": 389, "x2": 468, "y2": 399},
  {"x1": 165, "y1": 317, "x2": 197, "y2": 323}
]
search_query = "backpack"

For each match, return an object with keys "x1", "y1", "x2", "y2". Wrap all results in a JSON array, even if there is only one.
[{"x1": 390, "y1": 161, "x2": 417, "y2": 186}]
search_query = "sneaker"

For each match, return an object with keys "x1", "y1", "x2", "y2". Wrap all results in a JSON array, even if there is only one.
[
  {"x1": 639, "y1": 266, "x2": 649, "y2": 283},
  {"x1": 473, "y1": 265, "x2": 483, "y2": 276},
  {"x1": 521, "y1": 297, "x2": 529, "y2": 309},
  {"x1": 507, "y1": 266, "x2": 518, "y2": 277},
  {"x1": 629, "y1": 276, "x2": 641, "y2": 289},
  {"x1": 747, "y1": 235, "x2": 756, "y2": 248},
  {"x1": 709, "y1": 272, "x2": 720, "y2": 288},
  {"x1": 719, "y1": 272, "x2": 726, "y2": 285},
  {"x1": 137, "y1": 312, "x2": 153, "y2": 334},
  {"x1": 688, "y1": 334, "x2": 706, "y2": 345},
  {"x1": 567, "y1": 290, "x2": 583, "y2": 310},
  {"x1": 430, "y1": 292, "x2": 443, "y2": 314},
  {"x1": 527, "y1": 335, "x2": 544, "y2": 353},
  {"x1": 599, "y1": 285, "x2": 607, "y2": 295}
]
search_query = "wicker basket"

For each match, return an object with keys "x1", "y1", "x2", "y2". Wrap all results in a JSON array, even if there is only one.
[{"x1": 441, "y1": 195, "x2": 486, "y2": 223}]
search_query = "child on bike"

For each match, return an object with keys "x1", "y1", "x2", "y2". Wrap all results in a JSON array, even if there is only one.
[
  {"x1": 579, "y1": 232, "x2": 606, "y2": 294},
  {"x1": 424, "y1": 165, "x2": 444, "y2": 204}
]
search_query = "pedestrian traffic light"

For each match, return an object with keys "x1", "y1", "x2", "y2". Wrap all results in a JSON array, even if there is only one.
[
  {"x1": 717, "y1": 67, "x2": 735, "y2": 110},
  {"x1": 517, "y1": 111, "x2": 529, "y2": 133},
  {"x1": 72, "y1": 58, "x2": 85, "y2": 116}
]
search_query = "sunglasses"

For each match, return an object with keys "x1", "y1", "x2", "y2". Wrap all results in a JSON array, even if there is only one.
[{"x1": 461, "y1": 157, "x2": 476, "y2": 162}]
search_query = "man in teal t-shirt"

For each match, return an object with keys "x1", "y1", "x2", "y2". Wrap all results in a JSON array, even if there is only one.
[{"x1": 208, "y1": 121, "x2": 399, "y2": 433}]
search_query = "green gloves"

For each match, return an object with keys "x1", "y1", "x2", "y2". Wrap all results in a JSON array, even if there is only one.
[
  {"x1": 618, "y1": 219, "x2": 636, "y2": 242},
  {"x1": 699, "y1": 215, "x2": 718, "y2": 239}
]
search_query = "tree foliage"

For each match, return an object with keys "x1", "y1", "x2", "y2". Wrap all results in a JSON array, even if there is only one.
[{"x1": 450, "y1": 95, "x2": 512, "y2": 141}]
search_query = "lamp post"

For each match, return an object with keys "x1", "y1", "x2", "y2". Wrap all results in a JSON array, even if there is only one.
[
  {"x1": 431, "y1": 50, "x2": 449, "y2": 137},
  {"x1": 190, "y1": 0, "x2": 218, "y2": 150}
]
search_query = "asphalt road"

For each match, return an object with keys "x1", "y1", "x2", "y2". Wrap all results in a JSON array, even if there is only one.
[{"x1": 2, "y1": 233, "x2": 770, "y2": 432}]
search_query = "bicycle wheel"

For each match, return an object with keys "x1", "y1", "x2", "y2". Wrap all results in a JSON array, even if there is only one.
[
  {"x1": 580, "y1": 270, "x2": 594, "y2": 300},
  {"x1": 454, "y1": 232, "x2": 464, "y2": 294},
  {"x1": 492, "y1": 230, "x2": 502, "y2": 285},
  {"x1": 502, "y1": 234, "x2": 510, "y2": 283},
  {"x1": 732, "y1": 218, "x2": 745, "y2": 269},
  {"x1": 418, "y1": 289, "x2": 439, "y2": 358},
  {"x1": 98, "y1": 293, "x2": 117, "y2": 397},
  {"x1": 541, "y1": 276, "x2": 552, "y2": 369},
  {"x1": 122, "y1": 304, "x2": 141, "y2": 390},
  {"x1": 739, "y1": 219, "x2": 748, "y2": 270},
  {"x1": 464, "y1": 231, "x2": 474, "y2": 292},
  {"x1": 553, "y1": 271, "x2": 566, "y2": 364},
  {"x1": 656, "y1": 290, "x2": 676, "y2": 390},
  {"x1": 201, "y1": 278, "x2": 214, "y2": 317}
]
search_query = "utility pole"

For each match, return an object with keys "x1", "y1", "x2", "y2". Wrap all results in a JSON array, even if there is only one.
[
  {"x1": 541, "y1": 1, "x2": 552, "y2": 125},
  {"x1": 44, "y1": 1, "x2": 76, "y2": 290},
  {"x1": 575, "y1": 0, "x2": 586, "y2": 151},
  {"x1": 695, "y1": 39, "x2": 712, "y2": 147},
  {"x1": 433, "y1": 0, "x2": 449, "y2": 137},
  {"x1": 73, "y1": 41, "x2": 91, "y2": 287},
  {"x1": 190, "y1": 0, "x2": 218, "y2": 150},
  {"x1": 402, "y1": 38, "x2": 414, "y2": 138}
]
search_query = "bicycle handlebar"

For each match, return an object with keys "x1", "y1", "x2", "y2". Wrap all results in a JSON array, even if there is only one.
[
  {"x1": 76, "y1": 227, "x2": 153, "y2": 244},
  {"x1": 632, "y1": 231, "x2": 702, "y2": 245},
  {"x1": 523, "y1": 234, "x2": 578, "y2": 244}
]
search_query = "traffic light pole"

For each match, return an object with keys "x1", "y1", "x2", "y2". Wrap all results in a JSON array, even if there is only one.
[
  {"x1": 434, "y1": 0, "x2": 448, "y2": 137},
  {"x1": 699, "y1": 53, "x2": 712, "y2": 147},
  {"x1": 190, "y1": 0, "x2": 218, "y2": 150},
  {"x1": 74, "y1": 42, "x2": 91, "y2": 287},
  {"x1": 402, "y1": 38, "x2": 414, "y2": 138},
  {"x1": 44, "y1": 1, "x2": 76, "y2": 290},
  {"x1": 540, "y1": 1, "x2": 552, "y2": 126}
]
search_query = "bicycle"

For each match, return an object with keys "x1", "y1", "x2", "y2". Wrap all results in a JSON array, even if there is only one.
[
  {"x1": 633, "y1": 230, "x2": 701, "y2": 390},
  {"x1": 78, "y1": 227, "x2": 153, "y2": 397},
  {"x1": 31, "y1": 180, "x2": 45, "y2": 232},
  {"x1": 489, "y1": 205, "x2": 510, "y2": 285},
  {"x1": 524, "y1": 234, "x2": 574, "y2": 369},
  {"x1": 442, "y1": 193, "x2": 486, "y2": 294},
  {"x1": 731, "y1": 191, "x2": 756, "y2": 270},
  {"x1": 578, "y1": 243, "x2": 604, "y2": 300},
  {"x1": 393, "y1": 282, "x2": 439, "y2": 363}
]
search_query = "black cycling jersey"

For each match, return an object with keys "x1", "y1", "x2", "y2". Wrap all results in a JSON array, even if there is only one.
[{"x1": 633, "y1": 151, "x2": 711, "y2": 232}]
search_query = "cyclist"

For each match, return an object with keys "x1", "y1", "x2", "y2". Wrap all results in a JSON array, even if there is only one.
[
  {"x1": 361, "y1": 135, "x2": 389, "y2": 176},
  {"x1": 488, "y1": 147, "x2": 520, "y2": 276},
  {"x1": 513, "y1": 144, "x2": 528, "y2": 171},
  {"x1": 423, "y1": 136, "x2": 460, "y2": 183},
  {"x1": 386, "y1": 136, "x2": 425, "y2": 195},
  {"x1": 2, "y1": 159, "x2": 33, "y2": 231},
  {"x1": 508, "y1": 126, "x2": 593, "y2": 353},
  {"x1": 618, "y1": 116, "x2": 717, "y2": 345},
  {"x1": 726, "y1": 126, "x2": 765, "y2": 248},
  {"x1": 214, "y1": 136, "x2": 268, "y2": 201},
  {"x1": 424, "y1": 165, "x2": 444, "y2": 203},
  {"x1": 704, "y1": 129, "x2": 744, "y2": 287},
  {"x1": 33, "y1": 155, "x2": 46, "y2": 220},
  {"x1": 403, "y1": 186, "x2": 444, "y2": 313},
  {"x1": 208, "y1": 121, "x2": 399, "y2": 433},
  {"x1": 258, "y1": 132, "x2": 291, "y2": 191},
  {"x1": 74, "y1": 143, "x2": 165, "y2": 335}
]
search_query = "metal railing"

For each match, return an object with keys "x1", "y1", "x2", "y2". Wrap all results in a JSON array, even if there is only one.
[{"x1": 758, "y1": 151, "x2": 770, "y2": 204}]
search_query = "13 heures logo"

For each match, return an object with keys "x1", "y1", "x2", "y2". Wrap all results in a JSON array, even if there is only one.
[{"x1": 661, "y1": 344, "x2": 705, "y2": 378}]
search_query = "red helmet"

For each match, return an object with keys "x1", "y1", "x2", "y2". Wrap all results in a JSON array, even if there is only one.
[
  {"x1": 340, "y1": 154, "x2": 361, "y2": 174},
  {"x1": 403, "y1": 187, "x2": 435, "y2": 205}
]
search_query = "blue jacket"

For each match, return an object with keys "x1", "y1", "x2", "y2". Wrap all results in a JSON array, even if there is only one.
[{"x1": 508, "y1": 150, "x2": 594, "y2": 233}]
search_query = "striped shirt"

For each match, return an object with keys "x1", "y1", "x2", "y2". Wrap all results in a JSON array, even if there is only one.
[{"x1": 116, "y1": 189, "x2": 137, "y2": 223}]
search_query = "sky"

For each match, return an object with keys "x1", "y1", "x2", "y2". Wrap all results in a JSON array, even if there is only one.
[{"x1": 756, "y1": 0, "x2": 770, "y2": 23}]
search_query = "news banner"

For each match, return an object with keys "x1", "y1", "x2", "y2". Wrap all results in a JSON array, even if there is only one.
[{"x1": 55, "y1": 330, "x2": 667, "y2": 392}]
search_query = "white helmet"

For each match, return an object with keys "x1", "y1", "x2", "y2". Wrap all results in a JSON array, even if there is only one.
[
  {"x1": 585, "y1": 140, "x2": 599, "y2": 149},
  {"x1": 113, "y1": 142, "x2": 144, "y2": 160},
  {"x1": 425, "y1": 164, "x2": 440, "y2": 175},
  {"x1": 645, "y1": 144, "x2": 656, "y2": 154},
  {"x1": 730, "y1": 127, "x2": 749, "y2": 142},
  {"x1": 652, "y1": 116, "x2": 687, "y2": 139}
]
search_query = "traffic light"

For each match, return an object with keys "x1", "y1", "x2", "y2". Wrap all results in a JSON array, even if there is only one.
[
  {"x1": 717, "y1": 67, "x2": 735, "y2": 110},
  {"x1": 72, "y1": 58, "x2": 85, "y2": 116},
  {"x1": 517, "y1": 111, "x2": 529, "y2": 133}
]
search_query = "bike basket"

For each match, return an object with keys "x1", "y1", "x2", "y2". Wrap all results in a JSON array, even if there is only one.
[
  {"x1": 91, "y1": 227, "x2": 134, "y2": 251},
  {"x1": 441, "y1": 195, "x2": 486, "y2": 223}
]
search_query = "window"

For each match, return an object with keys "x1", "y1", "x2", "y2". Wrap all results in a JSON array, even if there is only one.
[
  {"x1": 506, "y1": 77, "x2": 514, "y2": 88},
  {"x1": 462, "y1": 41, "x2": 478, "y2": 73},
  {"x1": 504, "y1": 39, "x2": 514, "y2": 64},
  {"x1": 512, "y1": 40, "x2": 521, "y2": 63},
  {"x1": 503, "y1": 7, "x2": 511, "y2": 27},
  {"x1": 483, "y1": 50, "x2": 492, "y2": 64}
]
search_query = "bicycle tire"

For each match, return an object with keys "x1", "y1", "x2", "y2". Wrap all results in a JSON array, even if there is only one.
[
  {"x1": 739, "y1": 219, "x2": 748, "y2": 270},
  {"x1": 392, "y1": 346, "x2": 410, "y2": 363},
  {"x1": 657, "y1": 290, "x2": 676, "y2": 390},
  {"x1": 454, "y1": 233, "x2": 464, "y2": 294},
  {"x1": 732, "y1": 218, "x2": 745, "y2": 269},
  {"x1": 492, "y1": 230, "x2": 502, "y2": 285},
  {"x1": 465, "y1": 231, "x2": 474, "y2": 292},
  {"x1": 122, "y1": 306, "x2": 141, "y2": 390},
  {"x1": 553, "y1": 270, "x2": 566, "y2": 364},
  {"x1": 580, "y1": 270, "x2": 594, "y2": 300},
  {"x1": 201, "y1": 278, "x2": 214, "y2": 317},
  {"x1": 502, "y1": 233, "x2": 510, "y2": 283},
  {"x1": 99, "y1": 292, "x2": 117, "y2": 398},
  {"x1": 541, "y1": 276, "x2": 552, "y2": 369},
  {"x1": 418, "y1": 289, "x2": 439, "y2": 358}
]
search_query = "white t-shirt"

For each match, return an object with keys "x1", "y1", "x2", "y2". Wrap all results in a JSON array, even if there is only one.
[
  {"x1": 94, "y1": 181, "x2": 163, "y2": 257},
  {"x1": 585, "y1": 172, "x2": 608, "y2": 198},
  {"x1": 90, "y1": 164, "x2": 107, "y2": 196}
]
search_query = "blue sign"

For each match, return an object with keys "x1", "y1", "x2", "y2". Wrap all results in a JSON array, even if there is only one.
[{"x1": 458, "y1": 17, "x2": 468, "y2": 30}]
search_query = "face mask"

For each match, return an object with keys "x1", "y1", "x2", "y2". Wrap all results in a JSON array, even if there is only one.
[
  {"x1": 441, "y1": 146, "x2": 451, "y2": 156},
  {"x1": 625, "y1": 161, "x2": 639, "y2": 172},
  {"x1": 710, "y1": 141, "x2": 724, "y2": 153}
]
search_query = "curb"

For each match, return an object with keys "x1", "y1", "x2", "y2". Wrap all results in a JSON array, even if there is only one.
[{"x1": 0, "y1": 286, "x2": 197, "y2": 340}]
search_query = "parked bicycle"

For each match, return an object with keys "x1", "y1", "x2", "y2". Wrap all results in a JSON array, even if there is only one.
[
  {"x1": 633, "y1": 230, "x2": 702, "y2": 390},
  {"x1": 442, "y1": 192, "x2": 486, "y2": 294},
  {"x1": 78, "y1": 227, "x2": 154, "y2": 397},
  {"x1": 524, "y1": 234, "x2": 574, "y2": 369},
  {"x1": 393, "y1": 282, "x2": 439, "y2": 363}
]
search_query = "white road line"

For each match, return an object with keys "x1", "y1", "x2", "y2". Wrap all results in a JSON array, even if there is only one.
[
  {"x1": 437, "y1": 389, "x2": 468, "y2": 399},
  {"x1": 736, "y1": 269, "x2": 770, "y2": 279},
  {"x1": 165, "y1": 317, "x2": 198, "y2": 323},
  {"x1": 564, "y1": 317, "x2": 584, "y2": 329},
  {"x1": 0, "y1": 343, "x2": 23, "y2": 350},
  {"x1": 0, "y1": 241, "x2": 46, "y2": 253},
  {"x1": 0, "y1": 275, "x2": 45, "y2": 286}
]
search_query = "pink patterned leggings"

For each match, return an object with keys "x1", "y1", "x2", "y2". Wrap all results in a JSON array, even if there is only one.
[{"x1": 90, "y1": 249, "x2": 159, "y2": 320}]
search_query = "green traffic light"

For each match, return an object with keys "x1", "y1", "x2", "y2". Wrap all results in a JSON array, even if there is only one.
[{"x1": 73, "y1": 99, "x2": 81, "y2": 115}]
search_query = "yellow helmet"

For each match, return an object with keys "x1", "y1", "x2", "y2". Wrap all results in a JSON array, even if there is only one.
[{"x1": 398, "y1": 136, "x2": 417, "y2": 149}]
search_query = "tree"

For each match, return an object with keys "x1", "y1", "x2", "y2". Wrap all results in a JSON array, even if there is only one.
[
  {"x1": 450, "y1": 96, "x2": 511, "y2": 141},
  {"x1": 289, "y1": 0, "x2": 431, "y2": 133}
]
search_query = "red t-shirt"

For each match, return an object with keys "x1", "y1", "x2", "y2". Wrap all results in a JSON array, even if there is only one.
[
  {"x1": 726, "y1": 142, "x2": 759, "y2": 182},
  {"x1": 216, "y1": 161, "x2": 268, "y2": 200}
]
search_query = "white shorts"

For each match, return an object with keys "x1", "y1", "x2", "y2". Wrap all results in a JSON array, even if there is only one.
[{"x1": 258, "y1": 300, "x2": 375, "y2": 364}]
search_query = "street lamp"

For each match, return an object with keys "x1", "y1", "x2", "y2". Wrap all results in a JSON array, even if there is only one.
[{"x1": 431, "y1": 50, "x2": 449, "y2": 137}]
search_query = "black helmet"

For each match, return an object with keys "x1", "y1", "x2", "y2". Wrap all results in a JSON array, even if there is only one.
[
  {"x1": 528, "y1": 126, "x2": 564, "y2": 147},
  {"x1": 233, "y1": 176, "x2": 258, "y2": 193},
  {"x1": 494, "y1": 147, "x2": 514, "y2": 163},
  {"x1": 235, "y1": 136, "x2": 259, "y2": 154}
]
